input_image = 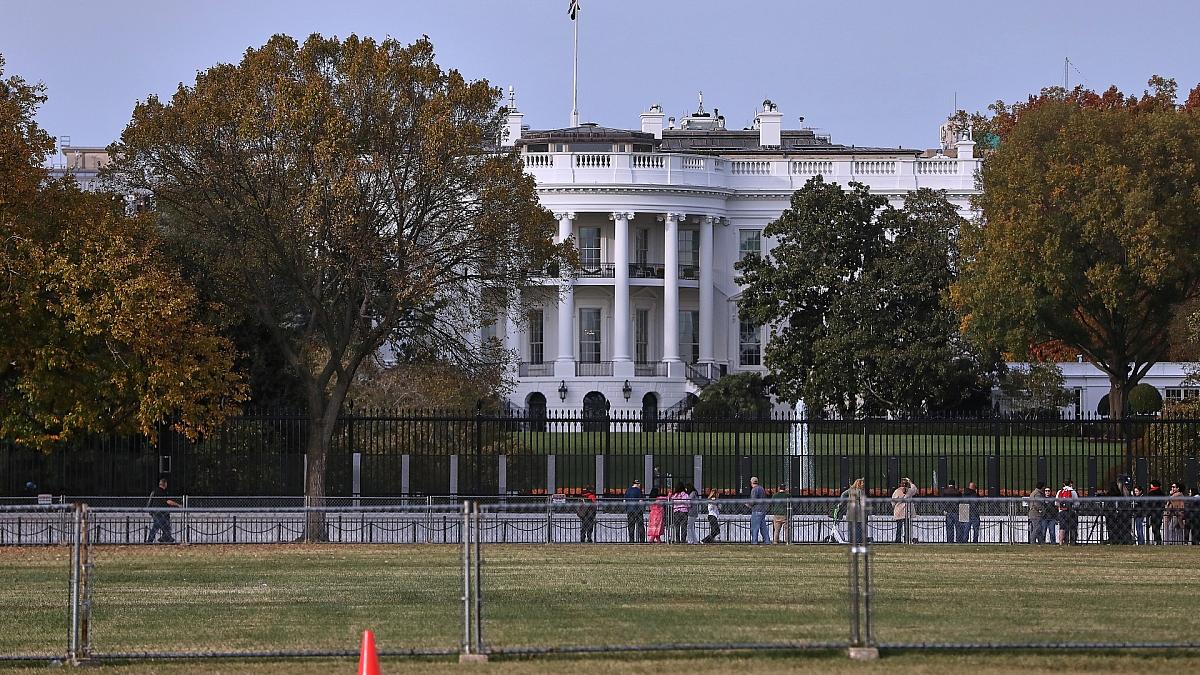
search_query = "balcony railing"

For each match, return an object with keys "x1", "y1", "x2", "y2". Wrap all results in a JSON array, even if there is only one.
[
  {"x1": 635, "y1": 361, "x2": 669, "y2": 377},
  {"x1": 577, "y1": 262, "x2": 615, "y2": 278},
  {"x1": 575, "y1": 361, "x2": 613, "y2": 377},
  {"x1": 679, "y1": 264, "x2": 699, "y2": 281},
  {"x1": 519, "y1": 362, "x2": 554, "y2": 377},
  {"x1": 630, "y1": 262, "x2": 664, "y2": 278}
]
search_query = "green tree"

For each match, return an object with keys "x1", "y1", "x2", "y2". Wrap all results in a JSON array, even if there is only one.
[
  {"x1": 108, "y1": 35, "x2": 568, "y2": 531},
  {"x1": 691, "y1": 372, "x2": 773, "y2": 420},
  {"x1": 953, "y1": 77, "x2": 1200, "y2": 420},
  {"x1": 737, "y1": 178, "x2": 989, "y2": 417},
  {"x1": 0, "y1": 55, "x2": 244, "y2": 447}
]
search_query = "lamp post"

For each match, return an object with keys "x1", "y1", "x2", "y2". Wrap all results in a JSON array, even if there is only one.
[
  {"x1": 622, "y1": 380, "x2": 632, "y2": 402},
  {"x1": 558, "y1": 380, "x2": 568, "y2": 402}
]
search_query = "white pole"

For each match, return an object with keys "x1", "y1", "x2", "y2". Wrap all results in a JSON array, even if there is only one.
[{"x1": 571, "y1": 10, "x2": 579, "y2": 127}]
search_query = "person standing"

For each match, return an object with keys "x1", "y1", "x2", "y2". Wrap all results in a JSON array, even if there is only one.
[
  {"x1": 771, "y1": 484, "x2": 790, "y2": 544},
  {"x1": 1028, "y1": 482, "x2": 1047, "y2": 544},
  {"x1": 941, "y1": 481, "x2": 961, "y2": 543},
  {"x1": 1188, "y1": 486, "x2": 1200, "y2": 545},
  {"x1": 624, "y1": 479, "x2": 646, "y2": 543},
  {"x1": 1041, "y1": 486, "x2": 1057, "y2": 544},
  {"x1": 1131, "y1": 485, "x2": 1147, "y2": 545},
  {"x1": 962, "y1": 481, "x2": 982, "y2": 543},
  {"x1": 749, "y1": 477, "x2": 770, "y2": 544},
  {"x1": 891, "y1": 478, "x2": 918, "y2": 544},
  {"x1": 702, "y1": 490, "x2": 721, "y2": 543},
  {"x1": 841, "y1": 478, "x2": 867, "y2": 545},
  {"x1": 577, "y1": 485, "x2": 598, "y2": 543},
  {"x1": 671, "y1": 483, "x2": 691, "y2": 544},
  {"x1": 1147, "y1": 480, "x2": 1166, "y2": 544},
  {"x1": 1055, "y1": 479, "x2": 1079, "y2": 545},
  {"x1": 647, "y1": 488, "x2": 666, "y2": 543},
  {"x1": 145, "y1": 477, "x2": 181, "y2": 544},
  {"x1": 1164, "y1": 482, "x2": 1187, "y2": 544}
]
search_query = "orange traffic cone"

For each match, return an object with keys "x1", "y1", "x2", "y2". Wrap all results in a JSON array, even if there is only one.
[{"x1": 357, "y1": 630, "x2": 381, "y2": 675}]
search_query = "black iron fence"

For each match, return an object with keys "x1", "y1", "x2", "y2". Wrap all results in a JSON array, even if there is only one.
[{"x1": 3, "y1": 412, "x2": 1199, "y2": 498}]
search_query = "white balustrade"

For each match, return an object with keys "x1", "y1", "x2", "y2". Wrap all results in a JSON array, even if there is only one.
[
  {"x1": 852, "y1": 160, "x2": 897, "y2": 175},
  {"x1": 789, "y1": 160, "x2": 833, "y2": 175},
  {"x1": 574, "y1": 153, "x2": 612, "y2": 168},
  {"x1": 681, "y1": 156, "x2": 705, "y2": 170},
  {"x1": 730, "y1": 160, "x2": 771, "y2": 175},
  {"x1": 523, "y1": 153, "x2": 553, "y2": 168},
  {"x1": 632, "y1": 153, "x2": 665, "y2": 169},
  {"x1": 915, "y1": 159, "x2": 959, "y2": 175}
]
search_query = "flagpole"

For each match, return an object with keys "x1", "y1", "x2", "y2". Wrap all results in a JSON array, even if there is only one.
[{"x1": 571, "y1": 9, "x2": 579, "y2": 127}]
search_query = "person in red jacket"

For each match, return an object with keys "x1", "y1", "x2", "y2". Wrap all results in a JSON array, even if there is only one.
[
  {"x1": 577, "y1": 485, "x2": 598, "y2": 543},
  {"x1": 1055, "y1": 479, "x2": 1079, "y2": 545}
]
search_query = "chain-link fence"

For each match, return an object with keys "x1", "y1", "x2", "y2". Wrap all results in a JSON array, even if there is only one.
[{"x1": 4, "y1": 496, "x2": 1200, "y2": 665}]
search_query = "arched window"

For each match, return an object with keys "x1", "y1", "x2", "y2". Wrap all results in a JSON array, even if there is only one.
[
  {"x1": 526, "y1": 392, "x2": 547, "y2": 432},
  {"x1": 641, "y1": 392, "x2": 659, "y2": 432},
  {"x1": 582, "y1": 391, "x2": 609, "y2": 432}
]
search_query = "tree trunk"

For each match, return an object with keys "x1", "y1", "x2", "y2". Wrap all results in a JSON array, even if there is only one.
[
  {"x1": 1108, "y1": 379, "x2": 1130, "y2": 421},
  {"x1": 304, "y1": 428, "x2": 329, "y2": 542}
]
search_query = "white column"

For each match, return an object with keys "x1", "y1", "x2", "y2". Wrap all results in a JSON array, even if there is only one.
[
  {"x1": 505, "y1": 306, "x2": 520, "y2": 363},
  {"x1": 554, "y1": 212, "x2": 576, "y2": 378},
  {"x1": 611, "y1": 211, "x2": 634, "y2": 376},
  {"x1": 698, "y1": 216, "x2": 715, "y2": 365},
  {"x1": 661, "y1": 212, "x2": 682, "y2": 374}
]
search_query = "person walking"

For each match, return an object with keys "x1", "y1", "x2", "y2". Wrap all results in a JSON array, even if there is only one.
[
  {"x1": 1131, "y1": 485, "x2": 1147, "y2": 545},
  {"x1": 702, "y1": 490, "x2": 721, "y2": 543},
  {"x1": 1028, "y1": 482, "x2": 1047, "y2": 544},
  {"x1": 671, "y1": 483, "x2": 691, "y2": 544},
  {"x1": 1055, "y1": 479, "x2": 1079, "y2": 545},
  {"x1": 624, "y1": 479, "x2": 646, "y2": 543},
  {"x1": 1188, "y1": 486, "x2": 1200, "y2": 545},
  {"x1": 1147, "y1": 480, "x2": 1165, "y2": 544},
  {"x1": 941, "y1": 481, "x2": 961, "y2": 543},
  {"x1": 749, "y1": 477, "x2": 770, "y2": 544},
  {"x1": 892, "y1": 478, "x2": 918, "y2": 544},
  {"x1": 145, "y1": 477, "x2": 181, "y2": 544},
  {"x1": 1164, "y1": 482, "x2": 1187, "y2": 544},
  {"x1": 841, "y1": 478, "x2": 867, "y2": 545},
  {"x1": 647, "y1": 488, "x2": 666, "y2": 543},
  {"x1": 771, "y1": 484, "x2": 790, "y2": 544}
]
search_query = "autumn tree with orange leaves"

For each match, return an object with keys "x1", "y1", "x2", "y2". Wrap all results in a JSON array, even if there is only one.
[
  {"x1": 0, "y1": 55, "x2": 244, "y2": 447},
  {"x1": 953, "y1": 77, "x2": 1200, "y2": 420},
  {"x1": 108, "y1": 35, "x2": 568, "y2": 535}
]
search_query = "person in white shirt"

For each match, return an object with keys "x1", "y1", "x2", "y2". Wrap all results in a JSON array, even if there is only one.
[{"x1": 702, "y1": 490, "x2": 721, "y2": 543}]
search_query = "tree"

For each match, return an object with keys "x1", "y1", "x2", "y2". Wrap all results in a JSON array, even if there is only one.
[
  {"x1": 953, "y1": 77, "x2": 1200, "y2": 420},
  {"x1": 737, "y1": 177, "x2": 991, "y2": 417},
  {"x1": 0, "y1": 55, "x2": 243, "y2": 447},
  {"x1": 691, "y1": 372, "x2": 773, "y2": 420},
  {"x1": 1128, "y1": 383, "x2": 1163, "y2": 416},
  {"x1": 108, "y1": 35, "x2": 567, "y2": 531},
  {"x1": 999, "y1": 362, "x2": 1072, "y2": 417}
]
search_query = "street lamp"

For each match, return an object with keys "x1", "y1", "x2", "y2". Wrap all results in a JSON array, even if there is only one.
[
  {"x1": 558, "y1": 380, "x2": 568, "y2": 402},
  {"x1": 622, "y1": 380, "x2": 632, "y2": 401}
]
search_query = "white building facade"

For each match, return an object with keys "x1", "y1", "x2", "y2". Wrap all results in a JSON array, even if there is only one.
[{"x1": 500, "y1": 98, "x2": 981, "y2": 416}]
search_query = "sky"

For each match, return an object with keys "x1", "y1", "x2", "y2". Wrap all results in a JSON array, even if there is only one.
[{"x1": 3, "y1": 0, "x2": 1200, "y2": 151}]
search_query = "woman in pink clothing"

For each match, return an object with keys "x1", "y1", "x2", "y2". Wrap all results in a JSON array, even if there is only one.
[{"x1": 646, "y1": 488, "x2": 667, "y2": 542}]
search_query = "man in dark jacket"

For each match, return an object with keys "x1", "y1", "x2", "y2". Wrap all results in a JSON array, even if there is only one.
[
  {"x1": 146, "y1": 477, "x2": 181, "y2": 543},
  {"x1": 942, "y1": 481, "x2": 961, "y2": 543},
  {"x1": 962, "y1": 482, "x2": 982, "y2": 543},
  {"x1": 624, "y1": 479, "x2": 645, "y2": 543}
]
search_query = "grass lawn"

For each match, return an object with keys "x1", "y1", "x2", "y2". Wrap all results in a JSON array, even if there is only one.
[{"x1": 3, "y1": 544, "x2": 1198, "y2": 670}]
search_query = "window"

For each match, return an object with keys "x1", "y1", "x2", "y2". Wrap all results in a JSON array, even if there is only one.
[
  {"x1": 528, "y1": 309, "x2": 544, "y2": 364},
  {"x1": 579, "y1": 227, "x2": 601, "y2": 270},
  {"x1": 739, "y1": 320, "x2": 762, "y2": 366},
  {"x1": 481, "y1": 323, "x2": 497, "y2": 343},
  {"x1": 579, "y1": 308, "x2": 602, "y2": 363},
  {"x1": 678, "y1": 310, "x2": 699, "y2": 364},
  {"x1": 739, "y1": 229, "x2": 762, "y2": 261},
  {"x1": 1166, "y1": 388, "x2": 1200, "y2": 402},
  {"x1": 635, "y1": 308, "x2": 649, "y2": 363},
  {"x1": 635, "y1": 228, "x2": 649, "y2": 266},
  {"x1": 678, "y1": 230, "x2": 699, "y2": 268}
]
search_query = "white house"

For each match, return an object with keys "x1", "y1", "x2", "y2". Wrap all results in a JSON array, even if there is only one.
[{"x1": 499, "y1": 95, "x2": 982, "y2": 416}]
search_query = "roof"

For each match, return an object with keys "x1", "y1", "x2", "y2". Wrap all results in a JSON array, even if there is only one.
[{"x1": 518, "y1": 124, "x2": 656, "y2": 146}]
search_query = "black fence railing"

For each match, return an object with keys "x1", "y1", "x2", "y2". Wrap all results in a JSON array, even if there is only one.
[{"x1": 4, "y1": 413, "x2": 1199, "y2": 499}]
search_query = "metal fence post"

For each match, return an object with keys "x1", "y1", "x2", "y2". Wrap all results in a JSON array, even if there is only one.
[
  {"x1": 498, "y1": 455, "x2": 508, "y2": 497},
  {"x1": 461, "y1": 500, "x2": 471, "y2": 656},
  {"x1": 68, "y1": 504, "x2": 81, "y2": 663},
  {"x1": 181, "y1": 495, "x2": 190, "y2": 546}
]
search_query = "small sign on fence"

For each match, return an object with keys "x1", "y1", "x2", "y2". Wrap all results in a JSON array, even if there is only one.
[
  {"x1": 551, "y1": 493, "x2": 567, "y2": 505},
  {"x1": 38, "y1": 494, "x2": 52, "y2": 506}
]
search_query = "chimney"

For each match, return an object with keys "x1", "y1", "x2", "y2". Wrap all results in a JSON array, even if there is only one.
[
  {"x1": 640, "y1": 104, "x2": 665, "y2": 139},
  {"x1": 502, "y1": 86, "x2": 524, "y2": 146},
  {"x1": 757, "y1": 99, "x2": 782, "y2": 148}
]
